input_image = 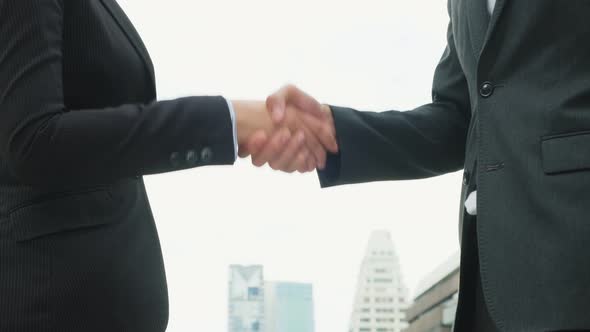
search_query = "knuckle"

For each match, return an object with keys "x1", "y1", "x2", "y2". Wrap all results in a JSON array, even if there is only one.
[{"x1": 297, "y1": 154, "x2": 307, "y2": 165}]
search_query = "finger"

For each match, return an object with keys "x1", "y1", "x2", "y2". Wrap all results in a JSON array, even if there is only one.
[
  {"x1": 282, "y1": 106, "x2": 326, "y2": 168},
  {"x1": 295, "y1": 150, "x2": 315, "y2": 173},
  {"x1": 251, "y1": 128, "x2": 291, "y2": 167},
  {"x1": 295, "y1": 116, "x2": 327, "y2": 168},
  {"x1": 301, "y1": 111, "x2": 339, "y2": 153},
  {"x1": 239, "y1": 131, "x2": 264, "y2": 158},
  {"x1": 305, "y1": 156, "x2": 316, "y2": 173},
  {"x1": 290, "y1": 148, "x2": 310, "y2": 174},
  {"x1": 280, "y1": 142, "x2": 309, "y2": 174},
  {"x1": 269, "y1": 131, "x2": 306, "y2": 172},
  {"x1": 266, "y1": 86, "x2": 289, "y2": 123},
  {"x1": 241, "y1": 130, "x2": 267, "y2": 159},
  {"x1": 238, "y1": 144, "x2": 250, "y2": 159}
]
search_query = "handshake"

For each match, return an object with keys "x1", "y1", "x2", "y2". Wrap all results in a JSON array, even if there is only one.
[{"x1": 233, "y1": 85, "x2": 339, "y2": 173}]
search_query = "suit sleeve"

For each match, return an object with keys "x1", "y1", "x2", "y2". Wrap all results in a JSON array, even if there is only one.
[
  {"x1": 0, "y1": 0, "x2": 235, "y2": 186},
  {"x1": 318, "y1": 9, "x2": 471, "y2": 188}
]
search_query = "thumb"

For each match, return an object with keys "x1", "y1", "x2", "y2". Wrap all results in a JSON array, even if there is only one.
[
  {"x1": 266, "y1": 94, "x2": 286, "y2": 124},
  {"x1": 268, "y1": 84, "x2": 325, "y2": 122},
  {"x1": 272, "y1": 105, "x2": 285, "y2": 123}
]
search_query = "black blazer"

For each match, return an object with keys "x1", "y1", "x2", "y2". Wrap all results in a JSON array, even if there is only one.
[
  {"x1": 0, "y1": 1, "x2": 234, "y2": 331},
  {"x1": 320, "y1": 1, "x2": 590, "y2": 331}
]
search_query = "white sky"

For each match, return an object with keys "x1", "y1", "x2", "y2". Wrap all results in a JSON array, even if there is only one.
[{"x1": 117, "y1": 1, "x2": 460, "y2": 331}]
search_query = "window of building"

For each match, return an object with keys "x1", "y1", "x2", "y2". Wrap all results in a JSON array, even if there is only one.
[{"x1": 248, "y1": 287, "x2": 260, "y2": 300}]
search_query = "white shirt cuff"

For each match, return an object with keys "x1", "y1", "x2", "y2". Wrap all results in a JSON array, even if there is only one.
[
  {"x1": 224, "y1": 98, "x2": 238, "y2": 161},
  {"x1": 465, "y1": 190, "x2": 477, "y2": 216}
]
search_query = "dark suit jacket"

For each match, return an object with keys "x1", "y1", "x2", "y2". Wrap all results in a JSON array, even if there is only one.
[
  {"x1": 0, "y1": 1, "x2": 234, "y2": 331},
  {"x1": 320, "y1": 1, "x2": 590, "y2": 331}
]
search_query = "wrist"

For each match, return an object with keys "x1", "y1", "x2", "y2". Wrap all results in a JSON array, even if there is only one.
[
  {"x1": 321, "y1": 104, "x2": 339, "y2": 153},
  {"x1": 322, "y1": 103, "x2": 336, "y2": 132},
  {"x1": 321, "y1": 104, "x2": 333, "y2": 122},
  {"x1": 233, "y1": 100, "x2": 273, "y2": 145}
]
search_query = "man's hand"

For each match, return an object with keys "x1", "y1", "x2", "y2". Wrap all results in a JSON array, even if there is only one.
[{"x1": 241, "y1": 85, "x2": 338, "y2": 172}]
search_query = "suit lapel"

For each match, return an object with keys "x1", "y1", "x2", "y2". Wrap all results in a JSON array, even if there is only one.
[
  {"x1": 467, "y1": 0, "x2": 507, "y2": 59},
  {"x1": 479, "y1": 0, "x2": 507, "y2": 58},
  {"x1": 466, "y1": 0, "x2": 490, "y2": 57},
  {"x1": 99, "y1": 0, "x2": 156, "y2": 83}
]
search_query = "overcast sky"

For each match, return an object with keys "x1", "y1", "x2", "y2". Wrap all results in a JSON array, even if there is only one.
[{"x1": 117, "y1": 1, "x2": 459, "y2": 331}]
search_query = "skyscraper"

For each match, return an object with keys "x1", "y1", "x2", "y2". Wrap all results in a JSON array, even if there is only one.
[
  {"x1": 228, "y1": 265, "x2": 265, "y2": 332},
  {"x1": 264, "y1": 282, "x2": 315, "y2": 332},
  {"x1": 349, "y1": 230, "x2": 410, "y2": 332}
]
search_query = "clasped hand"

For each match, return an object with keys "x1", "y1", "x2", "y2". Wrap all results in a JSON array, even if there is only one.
[{"x1": 234, "y1": 85, "x2": 338, "y2": 173}]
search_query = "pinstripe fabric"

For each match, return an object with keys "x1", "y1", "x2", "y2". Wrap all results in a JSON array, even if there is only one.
[{"x1": 0, "y1": 0, "x2": 235, "y2": 330}]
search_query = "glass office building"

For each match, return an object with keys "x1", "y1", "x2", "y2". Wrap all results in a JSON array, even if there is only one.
[
  {"x1": 264, "y1": 282, "x2": 315, "y2": 332},
  {"x1": 228, "y1": 265, "x2": 265, "y2": 332}
]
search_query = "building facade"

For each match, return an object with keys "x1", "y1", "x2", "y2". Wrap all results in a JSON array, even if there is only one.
[
  {"x1": 264, "y1": 282, "x2": 315, "y2": 332},
  {"x1": 403, "y1": 252, "x2": 460, "y2": 332},
  {"x1": 349, "y1": 230, "x2": 410, "y2": 332},
  {"x1": 228, "y1": 265, "x2": 265, "y2": 332}
]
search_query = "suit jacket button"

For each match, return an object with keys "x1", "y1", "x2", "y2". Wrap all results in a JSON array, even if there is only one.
[
  {"x1": 170, "y1": 152, "x2": 181, "y2": 167},
  {"x1": 186, "y1": 149, "x2": 198, "y2": 165},
  {"x1": 479, "y1": 82, "x2": 494, "y2": 98},
  {"x1": 201, "y1": 147, "x2": 213, "y2": 163}
]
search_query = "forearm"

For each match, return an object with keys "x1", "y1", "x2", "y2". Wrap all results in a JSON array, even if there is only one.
[
  {"x1": 0, "y1": 1, "x2": 242, "y2": 186},
  {"x1": 6, "y1": 96, "x2": 235, "y2": 186},
  {"x1": 319, "y1": 102, "x2": 469, "y2": 187}
]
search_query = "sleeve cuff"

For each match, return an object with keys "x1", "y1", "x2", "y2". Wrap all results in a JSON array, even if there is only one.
[{"x1": 224, "y1": 97, "x2": 238, "y2": 161}]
